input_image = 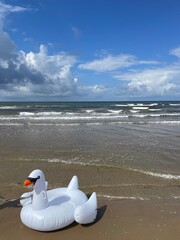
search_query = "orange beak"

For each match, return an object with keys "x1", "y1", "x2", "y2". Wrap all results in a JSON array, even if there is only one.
[{"x1": 24, "y1": 179, "x2": 33, "y2": 187}]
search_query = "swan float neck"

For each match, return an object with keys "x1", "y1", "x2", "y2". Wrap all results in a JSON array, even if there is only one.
[{"x1": 24, "y1": 169, "x2": 48, "y2": 210}]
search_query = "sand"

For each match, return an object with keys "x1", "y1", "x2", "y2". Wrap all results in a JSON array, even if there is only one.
[
  {"x1": 1, "y1": 162, "x2": 180, "y2": 240},
  {"x1": 1, "y1": 196, "x2": 180, "y2": 240}
]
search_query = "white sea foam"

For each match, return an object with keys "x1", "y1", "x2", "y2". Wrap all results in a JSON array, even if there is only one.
[
  {"x1": 47, "y1": 158, "x2": 103, "y2": 167},
  {"x1": 170, "y1": 103, "x2": 180, "y2": 106},
  {"x1": 98, "y1": 194, "x2": 148, "y2": 200},
  {"x1": 128, "y1": 103, "x2": 136, "y2": 106},
  {"x1": 130, "y1": 110, "x2": 140, "y2": 113},
  {"x1": 0, "y1": 106, "x2": 18, "y2": 109},
  {"x1": 20, "y1": 111, "x2": 63, "y2": 116},
  {"x1": 133, "y1": 113, "x2": 180, "y2": 118},
  {"x1": 149, "y1": 109, "x2": 162, "y2": 112},
  {"x1": 17, "y1": 113, "x2": 129, "y2": 121},
  {"x1": 85, "y1": 109, "x2": 94, "y2": 113},
  {"x1": 133, "y1": 114, "x2": 147, "y2": 118},
  {"x1": 132, "y1": 107, "x2": 149, "y2": 110},
  {"x1": 131, "y1": 168, "x2": 180, "y2": 180},
  {"x1": 147, "y1": 103, "x2": 158, "y2": 106},
  {"x1": 85, "y1": 122, "x2": 102, "y2": 125},
  {"x1": 114, "y1": 104, "x2": 128, "y2": 107},
  {"x1": 0, "y1": 123, "x2": 24, "y2": 126},
  {"x1": 108, "y1": 121, "x2": 134, "y2": 125},
  {"x1": 149, "y1": 121, "x2": 180, "y2": 125},
  {"x1": 20, "y1": 112, "x2": 35, "y2": 116},
  {"x1": 107, "y1": 109, "x2": 123, "y2": 114}
]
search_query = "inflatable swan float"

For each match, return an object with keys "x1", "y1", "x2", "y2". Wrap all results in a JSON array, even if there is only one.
[{"x1": 20, "y1": 169, "x2": 97, "y2": 231}]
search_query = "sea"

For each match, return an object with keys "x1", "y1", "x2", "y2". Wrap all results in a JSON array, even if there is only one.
[{"x1": 0, "y1": 101, "x2": 180, "y2": 201}]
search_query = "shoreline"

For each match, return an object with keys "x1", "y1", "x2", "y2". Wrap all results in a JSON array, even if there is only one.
[{"x1": 1, "y1": 198, "x2": 180, "y2": 240}]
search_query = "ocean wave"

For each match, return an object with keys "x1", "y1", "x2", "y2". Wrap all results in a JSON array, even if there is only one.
[
  {"x1": 84, "y1": 109, "x2": 94, "y2": 113},
  {"x1": 97, "y1": 194, "x2": 148, "y2": 200},
  {"x1": 20, "y1": 111, "x2": 63, "y2": 116},
  {"x1": 130, "y1": 110, "x2": 140, "y2": 113},
  {"x1": 47, "y1": 158, "x2": 101, "y2": 166},
  {"x1": 15, "y1": 113, "x2": 129, "y2": 121},
  {"x1": 131, "y1": 168, "x2": 180, "y2": 180},
  {"x1": 21, "y1": 157, "x2": 180, "y2": 182},
  {"x1": 149, "y1": 121, "x2": 180, "y2": 125},
  {"x1": 133, "y1": 113, "x2": 180, "y2": 118},
  {"x1": 114, "y1": 103, "x2": 158, "y2": 107},
  {"x1": 0, "y1": 106, "x2": 18, "y2": 109},
  {"x1": 0, "y1": 123, "x2": 24, "y2": 126},
  {"x1": 170, "y1": 103, "x2": 180, "y2": 106},
  {"x1": 114, "y1": 104, "x2": 128, "y2": 107},
  {"x1": 132, "y1": 107, "x2": 149, "y2": 110},
  {"x1": 107, "y1": 109, "x2": 123, "y2": 114},
  {"x1": 46, "y1": 159, "x2": 180, "y2": 182},
  {"x1": 149, "y1": 109, "x2": 162, "y2": 112}
]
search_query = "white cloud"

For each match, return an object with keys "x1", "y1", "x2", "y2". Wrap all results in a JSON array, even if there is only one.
[
  {"x1": 79, "y1": 54, "x2": 136, "y2": 72},
  {"x1": 170, "y1": 46, "x2": 180, "y2": 58},
  {"x1": 78, "y1": 84, "x2": 107, "y2": 98},
  {"x1": 0, "y1": 59, "x2": 8, "y2": 68},
  {"x1": 71, "y1": 25, "x2": 81, "y2": 37},
  {"x1": 115, "y1": 64, "x2": 179, "y2": 96},
  {"x1": 0, "y1": 23, "x2": 15, "y2": 60},
  {"x1": 0, "y1": 2, "x2": 79, "y2": 100},
  {"x1": 23, "y1": 45, "x2": 76, "y2": 77},
  {"x1": 0, "y1": 45, "x2": 78, "y2": 98},
  {"x1": 78, "y1": 54, "x2": 158, "y2": 72},
  {"x1": 0, "y1": 2, "x2": 27, "y2": 19}
]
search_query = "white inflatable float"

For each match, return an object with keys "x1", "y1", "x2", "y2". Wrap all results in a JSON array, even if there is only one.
[{"x1": 20, "y1": 169, "x2": 97, "y2": 231}]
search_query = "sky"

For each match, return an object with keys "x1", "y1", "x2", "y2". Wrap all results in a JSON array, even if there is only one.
[{"x1": 0, "y1": 0, "x2": 180, "y2": 101}]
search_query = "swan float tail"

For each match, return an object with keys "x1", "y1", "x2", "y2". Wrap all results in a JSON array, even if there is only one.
[{"x1": 74, "y1": 192, "x2": 97, "y2": 224}]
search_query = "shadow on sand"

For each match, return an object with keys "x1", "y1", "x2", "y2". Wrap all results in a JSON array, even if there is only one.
[
  {"x1": 0, "y1": 197, "x2": 21, "y2": 209},
  {"x1": 82, "y1": 204, "x2": 107, "y2": 227},
  {"x1": 50, "y1": 204, "x2": 107, "y2": 232}
]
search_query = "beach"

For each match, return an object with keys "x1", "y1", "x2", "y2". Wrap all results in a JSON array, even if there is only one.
[
  {"x1": 1, "y1": 188, "x2": 180, "y2": 240},
  {"x1": 1, "y1": 162, "x2": 180, "y2": 240},
  {"x1": 0, "y1": 101, "x2": 180, "y2": 239}
]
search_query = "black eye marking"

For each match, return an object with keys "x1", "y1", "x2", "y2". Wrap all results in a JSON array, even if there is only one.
[{"x1": 27, "y1": 176, "x2": 40, "y2": 184}]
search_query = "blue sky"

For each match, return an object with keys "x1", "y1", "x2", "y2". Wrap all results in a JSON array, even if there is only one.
[{"x1": 0, "y1": 0, "x2": 180, "y2": 101}]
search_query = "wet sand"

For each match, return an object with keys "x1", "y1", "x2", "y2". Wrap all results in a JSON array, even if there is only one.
[
  {"x1": 1, "y1": 197, "x2": 180, "y2": 240},
  {"x1": 0, "y1": 163, "x2": 180, "y2": 240}
]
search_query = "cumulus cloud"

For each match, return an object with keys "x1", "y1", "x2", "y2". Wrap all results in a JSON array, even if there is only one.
[
  {"x1": 0, "y1": 2, "x2": 78, "y2": 100},
  {"x1": 115, "y1": 64, "x2": 179, "y2": 96},
  {"x1": 113, "y1": 47, "x2": 180, "y2": 97},
  {"x1": 0, "y1": 22, "x2": 15, "y2": 60},
  {"x1": 79, "y1": 84, "x2": 107, "y2": 95},
  {"x1": 79, "y1": 48, "x2": 180, "y2": 98},
  {"x1": 78, "y1": 54, "x2": 158, "y2": 72},
  {"x1": 0, "y1": 44, "x2": 78, "y2": 99}
]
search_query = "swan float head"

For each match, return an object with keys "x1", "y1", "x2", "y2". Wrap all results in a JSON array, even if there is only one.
[
  {"x1": 24, "y1": 169, "x2": 45, "y2": 187},
  {"x1": 24, "y1": 169, "x2": 48, "y2": 210}
]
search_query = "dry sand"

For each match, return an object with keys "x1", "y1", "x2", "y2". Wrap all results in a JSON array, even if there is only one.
[{"x1": 1, "y1": 196, "x2": 180, "y2": 240}]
